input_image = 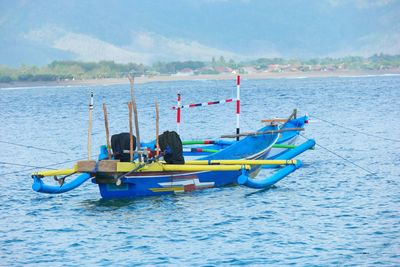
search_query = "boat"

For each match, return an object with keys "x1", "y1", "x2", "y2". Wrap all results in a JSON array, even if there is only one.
[
  {"x1": 31, "y1": 75, "x2": 315, "y2": 199},
  {"x1": 31, "y1": 117, "x2": 314, "y2": 199}
]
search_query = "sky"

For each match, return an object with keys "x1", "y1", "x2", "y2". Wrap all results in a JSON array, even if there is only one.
[{"x1": 0, "y1": 0, "x2": 399, "y2": 66}]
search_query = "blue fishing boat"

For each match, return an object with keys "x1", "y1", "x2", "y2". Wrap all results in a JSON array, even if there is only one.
[
  {"x1": 31, "y1": 75, "x2": 315, "y2": 199},
  {"x1": 31, "y1": 120, "x2": 314, "y2": 199}
]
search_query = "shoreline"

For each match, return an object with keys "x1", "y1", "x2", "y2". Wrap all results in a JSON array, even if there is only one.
[{"x1": 1, "y1": 69, "x2": 399, "y2": 89}]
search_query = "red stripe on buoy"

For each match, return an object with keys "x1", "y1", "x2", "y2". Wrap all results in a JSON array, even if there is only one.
[
  {"x1": 237, "y1": 75, "x2": 240, "y2": 85},
  {"x1": 236, "y1": 100, "x2": 240, "y2": 114}
]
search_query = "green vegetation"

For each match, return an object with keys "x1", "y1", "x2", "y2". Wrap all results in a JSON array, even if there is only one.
[{"x1": 1, "y1": 54, "x2": 400, "y2": 83}]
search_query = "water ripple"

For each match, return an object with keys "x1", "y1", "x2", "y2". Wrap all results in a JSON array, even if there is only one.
[{"x1": 0, "y1": 76, "x2": 399, "y2": 266}]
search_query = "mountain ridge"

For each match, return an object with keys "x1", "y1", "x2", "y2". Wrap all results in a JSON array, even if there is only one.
[{"x1": 1, "y1": 0, "x2": 399, "y2": 66}]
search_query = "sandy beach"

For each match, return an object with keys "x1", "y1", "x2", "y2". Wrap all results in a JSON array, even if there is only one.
[{"x1": 1, "y1": 69, "x2": 399, "y2": 89}]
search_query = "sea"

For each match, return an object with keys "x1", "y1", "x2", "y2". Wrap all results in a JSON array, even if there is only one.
[{"x1": 0, "y1": 75, "x2": 399, "y2": 266}]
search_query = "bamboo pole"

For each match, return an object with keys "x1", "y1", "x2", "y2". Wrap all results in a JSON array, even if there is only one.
[
  {"x1": 262, "y1": 109, "x2": 298, "y2": 124},
  {"x1": 282, "y1": 109, "x2": 297, "y2": 127},
  {"x1": 261, "y1": 118, "x2": 289, "y2": 123},
  {"x1": 128, "y1": 75, "x2": 142, "y2": 162},
  {"x1": 220, "y1": 127, "x2": 304, "y2": 138},
  {"x1": 155, "y1": 101, "x2": 160, "y2": 157},
  {"x1": 103, "y1": 103, "x2": 112, "y2": 159},
  {"x1": 116, "y1": 162, "x2": 251, "y2": 172},
  {"x1": 184, "y1": 159, "x2": 297, "y2": 166},
  {"x1": 87, "y1": 92, "x2": 93, "y2": 160},
  {"x1": 128, "y1": 102, "x2": 134, "y2": 162}
]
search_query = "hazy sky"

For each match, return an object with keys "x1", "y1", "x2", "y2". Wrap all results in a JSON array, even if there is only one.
[{"x1": 1, "y1": 0, "x2": 399, "y2": 66}]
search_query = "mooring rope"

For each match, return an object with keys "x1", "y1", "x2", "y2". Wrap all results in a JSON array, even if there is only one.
[
  {"x1": 0, "y1": 155, "x2": 95, "y2": 176},
  {"x1": 0, "y1": 161, "x2": 58, "y2": 169},
  {"x1": 309, "y1": 114, "x2": 400, "y2": 143},
  {"x1": 0, "y1": 140, "x2": 68, "y2": 154},
  {"x1": 299, "y1": 134, "x2": 377, "y2": 176}
]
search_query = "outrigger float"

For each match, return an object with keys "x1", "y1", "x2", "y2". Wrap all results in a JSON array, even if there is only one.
[{"x1": 31, "y1": 75, "x2": 315, "y2": 199}]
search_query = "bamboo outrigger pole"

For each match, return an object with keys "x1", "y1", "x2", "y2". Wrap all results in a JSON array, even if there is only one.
[
  {"x1": 221, "y1": 127, "x2": 304, "y2": 138},
  {"x1": 87, "y1": 92, "x2": 94, "y2": 160},
  {"x1": 128, "y1": 102, "x2": 134, "y2": 162},
  {"x1": 128, "y1": 74, "x2": 142, "y2": 162},
  {"x1": 155, "y1": 101, "x2": 160, "y2": 157},
  {"x1": 103, "y1": 103, "x2": 112, "y2": 159}
]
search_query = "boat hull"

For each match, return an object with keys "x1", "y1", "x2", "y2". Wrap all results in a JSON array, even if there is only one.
[{"x1": 95, "y1": 143, "x2": 272, "y2": 199}]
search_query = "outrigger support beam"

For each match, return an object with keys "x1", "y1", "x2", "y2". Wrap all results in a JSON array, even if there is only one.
[
  {"x1": 238, "y1": 139, "x2": 315, "y2": 189},
  {"x1": 238, "y1": 160, "x2": 302, "y2": 189}
]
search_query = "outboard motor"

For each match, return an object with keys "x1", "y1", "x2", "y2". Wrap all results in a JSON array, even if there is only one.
[
  {"x1": 158, "y1": 131, "x2": 184, "y2": 164},
  {"x1": 111, "y1": 133, "x2": 136, "y2": 162}
]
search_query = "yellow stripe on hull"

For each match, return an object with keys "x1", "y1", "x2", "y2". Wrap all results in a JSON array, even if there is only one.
[{"x1": 150, "y1": 187, "x2": 184, "y2": 193}]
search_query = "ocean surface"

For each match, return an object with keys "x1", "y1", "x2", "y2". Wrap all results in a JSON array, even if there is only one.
[{"x1": 0, "y1": 75, "x2": 399, "y2": 266}]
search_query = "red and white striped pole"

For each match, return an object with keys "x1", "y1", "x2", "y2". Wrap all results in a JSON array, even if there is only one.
[
  {"x1": 177, "y1": 93, "x2": 181, "y2": 135},
  {"x1": 236, "y1": 75, "x2": 240, "y2": 141}
]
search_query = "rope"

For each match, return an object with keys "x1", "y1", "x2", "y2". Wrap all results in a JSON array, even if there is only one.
[
  {"x1": 299, "y1": 134, "x2": 377, "y2": 176},
  {"x1": 0, "y1": 140, "x2": 68, "y2": 154},
  {"x1": 309, "y1": 114, "x2": 400, "y2": 143},
  {"x1": 0, "y1": 155, "x2": 94, "y2": 176},
  {"x1": 0, "y1": 161, "x2": 58, "y2": 169}
]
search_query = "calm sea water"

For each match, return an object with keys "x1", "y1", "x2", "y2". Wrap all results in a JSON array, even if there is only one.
[{"x1": 0, "y1": 75, "x2": 399, "y2": 266}]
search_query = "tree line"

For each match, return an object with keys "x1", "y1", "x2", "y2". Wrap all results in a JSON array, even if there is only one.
[{"x1": 1, "y1": 54, "x2": 399, "y2": 83}]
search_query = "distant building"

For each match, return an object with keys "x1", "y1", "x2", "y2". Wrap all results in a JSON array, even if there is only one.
[
  {"x1": 175, "y1": 68, "x2": 194, "y2": 76},
  {"x1": 214, "y1": 66, "x2": 233, "y2": 73},
  {"x1": 267, "y1": 64, "x2": 282, "y2": 72},
  {"x1": 240, "y1": 66, "x2": 257, "y2": 74}
]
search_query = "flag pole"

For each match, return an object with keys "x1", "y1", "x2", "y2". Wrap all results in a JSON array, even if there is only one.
[{"x1": 236, "y1": 75, "x2": 240, "y2": 141}]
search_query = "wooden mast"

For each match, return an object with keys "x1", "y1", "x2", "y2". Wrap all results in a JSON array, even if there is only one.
[
  {"x1": 128, "y1": 74, "x2": 142, "y2": 162},
  {"x1": 102, "y1": 103, "x2": 112, "y2": 159}
]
